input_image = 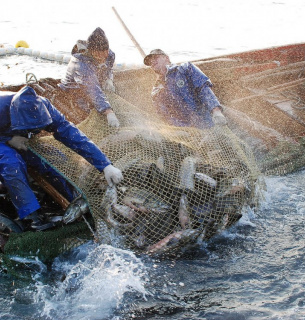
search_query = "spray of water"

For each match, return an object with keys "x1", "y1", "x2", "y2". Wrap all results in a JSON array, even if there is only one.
[{"x1": 33, "y1": 244, "x2": 148, "y2": 320}]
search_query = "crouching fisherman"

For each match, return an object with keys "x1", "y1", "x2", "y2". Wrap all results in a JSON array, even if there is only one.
[{"x1": 0, "y1": 86, "x2": 123, "y2": 232}]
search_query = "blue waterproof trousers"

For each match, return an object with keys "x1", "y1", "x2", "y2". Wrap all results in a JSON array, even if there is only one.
[{"x1": 0, "y1": 143, "x2": 75, "y2": 219}]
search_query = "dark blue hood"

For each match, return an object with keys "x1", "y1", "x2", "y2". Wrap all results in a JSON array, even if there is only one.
[{"x1": 10, "y1": 86, "x2": 53, "y2": 131}]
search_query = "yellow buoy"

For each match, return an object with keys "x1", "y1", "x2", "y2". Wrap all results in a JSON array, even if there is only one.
[{"x1": 15, "y1": 40, "x2": 29, "y2": 48}]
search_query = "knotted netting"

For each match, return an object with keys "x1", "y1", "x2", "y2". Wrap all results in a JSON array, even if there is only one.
[{"x1": 18, "y1": 90, "x2": 261, "y2": 258}]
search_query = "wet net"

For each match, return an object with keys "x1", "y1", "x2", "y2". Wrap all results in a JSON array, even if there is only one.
[
  {"x1": 2, "y1": 48, "x2": 305, "y2": 261},
  {"x1": 2, "y1": 89, "x2": 261, "y2": 259}
]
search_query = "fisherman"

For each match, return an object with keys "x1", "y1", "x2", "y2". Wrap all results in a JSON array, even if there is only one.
[
  {"x1": 143, "y1": 49, "x2": 227, "y2": 129},
  {"x1": 0, "y1": 86, "x2": 123, "y2": 231},
  {"x1": 59, "y1": 27, "x2": 119, "y2": 127}
]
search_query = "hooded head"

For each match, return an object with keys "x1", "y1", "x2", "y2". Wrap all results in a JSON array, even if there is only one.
[
  {"x1": 10, "y1": 86, "x2": 53, "y2": 131},
  {"x1": 87, "y1": 27, "x2": 109, "y2": 52}
]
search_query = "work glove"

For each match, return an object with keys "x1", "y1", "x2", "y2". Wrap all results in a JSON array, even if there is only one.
[
  {"x1": 212, "y1": 109, "x2": 227, "y2": 126},
  {"x1": 7, "y1": 136, "x2": 29, "y2": 151},
  {"x1": 103, "y1": 164, "x2": 123, "y2": 187},
  {"x1": 106, "y1": 112, "x2": 120, "y2": 128},
  {"x1": 103, "y1": 79, "x2": 116, "y2": 92}
]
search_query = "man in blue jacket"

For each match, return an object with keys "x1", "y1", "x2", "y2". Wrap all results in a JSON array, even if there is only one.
[
  {"x1": 144, "y1": 49, "x2": 227, "y2": 129},
  {"x1": 0, "y1": 86, "x2": 123, "y2": 231},
  {"x1": 59, "y1": 27, "x2": 119, "y2": 127}
]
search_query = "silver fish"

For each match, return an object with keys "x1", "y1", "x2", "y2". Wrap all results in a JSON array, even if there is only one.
[
  {"x1": 146, "y1": 229, "x2": 200, "y2": 256},
  {"x1": 63, "y1": 195, "x2": 89, "y2": 224},
  {"x1": 178, "y1": 193, "x2": 191, "y2": 229},
  {"x1": 121, "y1": 188, "x2": 149, "y2": 213},
  {"x1": 99, "y1": 187, "x2": 133, "y2": 229},
  {"x1": 133, "y1": 220, "x2": 147, "y2": 249},
  {"x1": 194, "y1": 172, "x2": 217, "y2": 188},
  {"x1": 100, "y1": 186, "x2": 118, "y2": 225},
  {"x1": 156, "y1": 156, "x2": 165, "y2": 173},
  {"x1": 122, "y1": 195, "x2": 148, "y2": 213},
  {"x1": 216, "y1": 178, "x2": 246, "y2": 198},
  {"x1": 112, "y1": 204, "x2": 136, "y2": 221},
  {"x1": 179, "y1": 156, "x2": 197, "y2": 191}
]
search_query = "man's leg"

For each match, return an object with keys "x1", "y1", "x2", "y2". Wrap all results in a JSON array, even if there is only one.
[{"x1": 0, "y1": 143, "x2": 40, "y2": 219}]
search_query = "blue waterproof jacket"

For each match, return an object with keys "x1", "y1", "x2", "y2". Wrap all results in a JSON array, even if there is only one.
[
  {"x1": 59, "y1": 50, "x2": 115, "y2": 113},
  {"x1": 0, "y1": 86, "x2": 111, "y2": 218},
  {"x1": 0, "y1": 86, "x2": 111, "y2": 171},
  {"x1": 151, "y1": 62, "x2": 221, "y2": 129}
]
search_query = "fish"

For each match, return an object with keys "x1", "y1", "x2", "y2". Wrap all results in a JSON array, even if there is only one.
[
  {"x1": 48, "y1": 216, "x2": 63, "y2": 223},
  {"x1": 112, "y1": 204, "x2": 137, "y2": 221},
  {"x1": 197, "y1": 218, "x2": 218, "y2": 243},
  {"x1": 121, "y1": 188, "x2": 150, "y2": 213},
  {"x1": 156, "y1": 156, "x2": 165, "y2": 173},
  {"x1": 179, "y1": 156, "x2": 197, "y2": 191},
  {"x1": 194, "y1": 172, "x2": 217, "y2": 188},
  {"x1": 178, "y1": 193, "x2": 191, "y2": 229},
  {"x1": 196, "y1": 218, "x2": 217, "y2": 242},
  {"x1": 146, "y1": 229, "x2": 200, "y2": 256},
  {"x1": 99, "y1": 186, "x2": 133, "y2": 229},
  {"x1": 63, "y1": 195, "x2": 89, "y2": 224},
  {"x1": 133, "y1": 220, "x2": 148, "y2": 249},
  {"x1": 122, "y1": 195, "x2": 148, "y2": 213},
  {"x1": 106, "y1": 208, "x2": 133, "y2": 228},
  {"x1": 0, "y1": 212, "x2": 24, "y2": 233},
  {"x1": 216, "y1": 178, "x2": 246, "y2": 198}
]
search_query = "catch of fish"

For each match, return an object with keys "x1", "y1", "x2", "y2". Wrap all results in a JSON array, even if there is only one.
[{"x1": 88, "y1": 152, "x2": 254, "y2": 256}]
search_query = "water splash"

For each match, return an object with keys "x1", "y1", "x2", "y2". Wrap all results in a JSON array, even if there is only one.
[{"x1": 34, "y1": 244, "x2": 148, "y2": 320}]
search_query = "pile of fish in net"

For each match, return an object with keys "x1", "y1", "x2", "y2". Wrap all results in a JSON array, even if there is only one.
[{"x1": 0, "y1": 89, "x2": 263, "y2": 261}]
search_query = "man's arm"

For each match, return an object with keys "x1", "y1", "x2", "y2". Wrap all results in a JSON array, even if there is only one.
[
  {"x1": 184, "y1": 63, "x2": 221, "y2": 112},
  {"x1": 185, "y1": 63, "x2": 227, "y2": 125},
  {"x1": 77, "y1": 61, "x2": 112, "y2": 113},
  {"x1": 44, "y1": 98, "x2": 111, "y2": 171}
]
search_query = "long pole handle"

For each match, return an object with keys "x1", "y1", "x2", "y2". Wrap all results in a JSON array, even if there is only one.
[{"x1": 112, "y1": 6, "x2": 146, "y2": 59}]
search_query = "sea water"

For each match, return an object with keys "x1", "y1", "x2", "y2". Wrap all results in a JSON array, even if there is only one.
[
  {"x1": 1, "y1": 0, "x2": 305, "y2": 84},
  {"x1": 1, "y1": 0, "x2": 305, "y2": 319}
]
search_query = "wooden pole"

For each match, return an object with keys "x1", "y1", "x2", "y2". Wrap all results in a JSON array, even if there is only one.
[
  {"x1": 112, "y1": 6, "x2": 146, "y2": 59},
  {"x1": 28, "y1": 167, "x2": 70, "y2": 210}
]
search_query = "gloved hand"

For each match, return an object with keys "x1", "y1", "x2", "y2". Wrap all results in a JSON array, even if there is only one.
[
  {"x1": 106, "y1": 112, "x2": 120, "y2": 128},
  {"x1": 104, "y1": 79, "x2": 116, "y2": 92},
  {"x1": 7, "y1": 136, "x2": 29, "y2": 151},
  {"x1": 103, "y1": 164, "x2": 123, "y2": 187},
  {"x1": 212, "y1": 109, "x2": 227, "y2": 126}
]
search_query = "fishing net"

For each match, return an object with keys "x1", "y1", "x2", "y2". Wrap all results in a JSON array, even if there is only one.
[
  {"x1": 2, "y1": 49, "x2": 305, "y2": 261},
  {"x1": 205, "y1": 58, "x2": 305, "y2": 176},
  {"x1": 0, "y1": 88, "x2": 261, "y2": 259}
]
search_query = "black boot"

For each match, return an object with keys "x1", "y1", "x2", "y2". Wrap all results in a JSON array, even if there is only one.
[{"x1": 23, "y1": 210, "x2": 55, "y2": 231}]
